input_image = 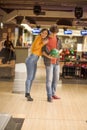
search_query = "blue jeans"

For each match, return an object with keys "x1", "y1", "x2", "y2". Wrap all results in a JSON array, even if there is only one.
[
  {"x1": 46, "y1": 64, "x2": 59, "y2": 98},
  {"x1": 25, "y1": 54, "x2": 39, "y2": 94}
]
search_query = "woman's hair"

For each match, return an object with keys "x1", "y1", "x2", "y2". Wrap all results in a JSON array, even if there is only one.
[
  {"x1": 40, "y1": 28, "x2": 49, "y2": 36},
  {"x1": 49, "y1": 24, "x2": 59, "y2": 33}
]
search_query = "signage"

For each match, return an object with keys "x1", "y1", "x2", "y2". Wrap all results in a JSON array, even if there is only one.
[
  {"x1": 32, "y1": 28, "x2": 41, "y2": 35},
  {"x1": 64, "y1": 30, "x2": 72, "y2": 35},
  {"x1": 81, "y1": 30, "x2": 87, "y2": 35}
]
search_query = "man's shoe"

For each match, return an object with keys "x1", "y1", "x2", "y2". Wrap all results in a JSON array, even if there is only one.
[
  {"x1": 47, "y1": 97, "x2": 52, "y2": 102},
  {"x1": 27, "y1": 95, "x2": 33, "y2": 101},
  {"x1": 52, "y1": 95, "x2": 61, "y2": 99}
]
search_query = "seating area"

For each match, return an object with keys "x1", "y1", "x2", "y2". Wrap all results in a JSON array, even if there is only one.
[{"x1": 0, "y1": 60, "x2": 15, "y2": 78}]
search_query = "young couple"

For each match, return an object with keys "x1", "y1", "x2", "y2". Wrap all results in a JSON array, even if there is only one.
[{"x1": 25, "y1": 24, "x2": 62, "y2": 102}]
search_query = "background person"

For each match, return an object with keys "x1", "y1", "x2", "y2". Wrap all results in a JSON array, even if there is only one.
[
  {"x1": 3, "y1": 35, "x2": 16, "y2": 62},
  {"x1": 0, "y1": 41, "x2": 16, "y2": 64},
  {"x1": 4, "y1": 35, "x2": 15, "y2": 51}
]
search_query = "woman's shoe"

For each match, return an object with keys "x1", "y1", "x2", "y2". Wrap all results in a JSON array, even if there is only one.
[
  {"x1": 25, "y1": 93, "x2": 29, "y2": 97},
  {"x1": 27, "y1": 94, "x2": 33, "y2": 101}
]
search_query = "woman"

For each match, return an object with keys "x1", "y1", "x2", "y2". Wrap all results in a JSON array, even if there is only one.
[
  {"x1": 4, "y1": 35, "x2": 15, "y2": 51},
  {"x1": 0, "y1": 40, "x2": 16, "y2": 64},
  {"x1": 25, "y1": 28, "x2": 49, "y2": 101},
  {"x1": 3, "y1": 35, "x2": 16, "y2": 63}
]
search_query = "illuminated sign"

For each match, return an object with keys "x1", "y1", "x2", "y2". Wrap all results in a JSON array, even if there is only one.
[
  {"x1": 81, "y1": 30, "x2": 87, "y2": 35},
  {"x1": 64, "y1": 30, "x2": 72, "y2": 35},
  {"x1": 32, "y1": 28, "x2": 41, "y2": 35}
]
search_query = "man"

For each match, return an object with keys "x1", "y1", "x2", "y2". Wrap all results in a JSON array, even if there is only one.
[{"x1": 42, "y1": 24, "x2": 62, "y2": 102}]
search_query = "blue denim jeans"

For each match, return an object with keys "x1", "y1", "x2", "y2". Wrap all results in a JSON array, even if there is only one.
[
  {"x1": 46, "y1": 64, "x2": 59, "y2": 98},
  {"x1": 25, "y1": 54, "x2": 39, "y2": 94}
]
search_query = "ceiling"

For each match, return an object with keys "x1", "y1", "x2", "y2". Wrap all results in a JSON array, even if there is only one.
[{"x1": 0, "y1": 0, "x2": 87, "y2": 29}]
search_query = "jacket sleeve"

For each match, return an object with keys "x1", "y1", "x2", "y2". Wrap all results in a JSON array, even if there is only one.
[
  {"x1": 56, "y1": 36, "x2": 62, "y2": 50},
  {"x1": 42, "y1": 45, "x2": 50, "y2": 55},
  {"x1": 58, "y1": 39, "x2": 62, "y2": 50}
]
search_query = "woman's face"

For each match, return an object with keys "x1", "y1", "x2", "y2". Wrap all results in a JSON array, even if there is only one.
[{"x1": 40, "y1": 30, "x2": 48, "y2": 39}]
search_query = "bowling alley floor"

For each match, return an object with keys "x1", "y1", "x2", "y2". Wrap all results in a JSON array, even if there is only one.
[{"x1": 0, "y1": 62, "x2": 87, "y2": 130}]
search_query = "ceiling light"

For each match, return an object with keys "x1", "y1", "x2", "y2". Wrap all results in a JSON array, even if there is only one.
[
  {"x1": 21, "y1": 17, "x2": 32, "y2": 32},
  {"x1": 0, "y1": 22, "x2": 3, "y2": 29}
]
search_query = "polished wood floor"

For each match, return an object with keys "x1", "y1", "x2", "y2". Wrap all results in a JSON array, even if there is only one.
[{"x1": 0, "y1": 62, "x2": 87, "y2": 130}]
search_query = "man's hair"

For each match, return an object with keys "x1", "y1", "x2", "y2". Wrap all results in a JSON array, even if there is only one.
[{"x1": 49, "y1": 24, "x2": 59, "y2": 33}]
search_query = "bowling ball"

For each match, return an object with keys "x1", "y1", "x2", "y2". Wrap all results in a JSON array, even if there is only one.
[
  {"x1": 50, "y1": 48, "x2": 59, "y2": 57},
  {"x1": 70, "y1": 49, "x2": 74, "y2": 55},
  {"x1": 65, "y1": 49, "x2": 70, "y2": 55}
]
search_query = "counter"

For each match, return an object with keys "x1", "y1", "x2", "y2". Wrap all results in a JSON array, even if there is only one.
[{"x1": 15, "y1": 47, "x2": 29, "y2": 63}]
